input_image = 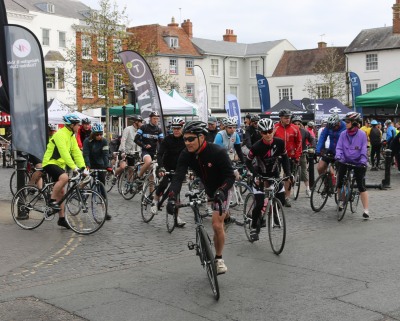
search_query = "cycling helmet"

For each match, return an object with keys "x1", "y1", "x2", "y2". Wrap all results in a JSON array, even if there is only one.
[
  {"x1": 327, "y1": 113, "x2": 340, "y2": 128},
  {"x1": 245, "y1": 113, "x2": 252, "y2": 120},
  {"x1": 258, "y1": 118, "x2": 274, "y2": 132},
  {"x1": 344, "y1": 112, "x2": 362, "y2": 124},
  {"x1": 48, "y1": 124, "x2": 58, "y2": 131},
  {"x1": 92, "y1": 123, "x2": 104, "y2": 133},
  {"x1": 81, "y1": 117, "x2": 91, "y2": 124},
  {"x1": 220, "y1": 118, "x2": 229, "y2": 126},
  {"x1": 63, "y1": 114, "x2": 81, "y2": 125},
  {"x1": 251, "y1": 115, "x2": 260, "y2": 122},
  {"x1": 171, "y1": 117, "x2": 185, "y2": 127},
  {"x1": 278, "y1": 109, "x2": 293, "y2": 117},
  {"x1": 182, "y1": 121, "x2": 208, "y2": 135},
  {"x1": 307, "y1": 121, "x2": 315, "y2": 127},
  {"x1": 292, "y1": 115, "x2": 303, "y2": 123},
  {"x1": 149, "y1": 111, "x2": 160, "y2": 117},
  {"x1": 131, "y1": 115, "x2": 143, "y2": 122},
  {"x1": 371, "y1": 120, "x2": 378, "y2": 125},
  {"x1": 225, "y1": 117, "x2": 237, "y2": 126}
]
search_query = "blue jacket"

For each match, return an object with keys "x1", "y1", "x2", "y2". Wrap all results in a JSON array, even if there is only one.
[
  {"x1": 335, "y1": 129, "x2": 368, "y2": 166},
  {"x1": 316, "y1": 121, "x2": 346, "y2": 154}
]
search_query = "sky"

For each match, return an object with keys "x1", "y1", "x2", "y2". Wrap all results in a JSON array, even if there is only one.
[{"x1": 80, "y1": 0, "x2": 395, "y2": 50}]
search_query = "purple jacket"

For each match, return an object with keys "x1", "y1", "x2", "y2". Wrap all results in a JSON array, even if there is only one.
[{"x1": 335, "y1": 129, "x2": 368, "y2": 166}]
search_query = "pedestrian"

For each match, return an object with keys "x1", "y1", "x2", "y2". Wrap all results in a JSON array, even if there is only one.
[
  {"x1": 205, "y1": 116, "x2": 218, "y2": 143},
  {"x1": 369, "y1": 120, "x2": 382, "y2": 171}
]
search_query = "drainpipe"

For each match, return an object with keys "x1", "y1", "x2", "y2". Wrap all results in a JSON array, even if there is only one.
[{"x1": 223, "y1": 56, "x2": 228, "y2": 108}]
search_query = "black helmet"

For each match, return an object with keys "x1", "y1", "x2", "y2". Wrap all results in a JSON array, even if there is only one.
[
  {"x1": 131, "y1": 115, "x2": 143, "y2": 122},
  {"x1": 251, "y1": 115, "x2": 260, "y2": 122},
  {"x1": 292, "y1": 115, "x2": 302, "y2": 123},
  {"x1": 149, "y1": 111, "x2": 160, "y2": 117},
  {"x1": 182, "y1": 121, "x2": 208, "y2": 135},
  {"x1": 81, "y1": 117, "x2": 91, "y2": 124},
  {"x1": 278, "y1": 109, "x2": 293, "y2": 117},
  {"x1": 344, "y1": 112, "x2": 362, "y2": 124}
]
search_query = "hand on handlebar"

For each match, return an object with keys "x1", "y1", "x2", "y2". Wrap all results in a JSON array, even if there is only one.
[{"x1": 213, "y1": 189, "x2": 225, "y2": 204}]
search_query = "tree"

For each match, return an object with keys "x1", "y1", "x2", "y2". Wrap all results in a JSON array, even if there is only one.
[{"x1": 303, "y1": 47, "x2": 347, "y2": 102}]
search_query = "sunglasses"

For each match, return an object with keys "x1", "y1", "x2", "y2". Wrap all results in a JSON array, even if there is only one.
[
  {"x1": 183, "y1": 136, "x2": 197, "y2": 142},
  {"x1": 345, "y1": 120, "x2": 352, "y2": 124},
  {"x1": 261, "y1": 129, "x2": 274, "y2": 135},
  {"x1": 95, "y1": 133, "x2": 103, "y2": 136}
]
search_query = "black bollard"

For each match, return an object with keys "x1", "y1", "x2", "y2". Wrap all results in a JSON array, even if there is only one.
[
  {"x1": 382, "y1": 149, "x2": 392, "y2": 188},
  {"x1": 307, "y1": 148, "x2": 315, "y2": 187},
  {"x1": 16, "y1": 157, "x2": 29, "y2": 219}
]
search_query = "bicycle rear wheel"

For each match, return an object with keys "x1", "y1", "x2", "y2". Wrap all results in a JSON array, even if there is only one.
[
  {"x1": 11, "y1": 186, "x2": 46, "y2": 230},
  {"x1": 242, "y1": 193, "x2": 255, "y2": 243},
  {"x1": 10, "y1": 170, "x2": 31, "y2": 196},
  {"x1": 292, "y1": 166, "x2": 301, "y2": 200},
  {"x1": 118, "y1": 167, "x2": 137, "y2": 200},
  {"x1": 199, "y1": 226, "x2": 220, "y2": 301},
  {"x1": 337, "y1": 179, "x2": 351, "y2": 221},
  {"x1": 267, "y1": 198, "x2": 286, "y2": 255},
  {"x1": 310, "y1": 174, "x2": 330, "y2": 212},
  {"x1": 141, "y1": 181, "x2": 156, "y2": 223},
  {"x1": 65, "y1": 189, "x2": 107, "y2": 234}
]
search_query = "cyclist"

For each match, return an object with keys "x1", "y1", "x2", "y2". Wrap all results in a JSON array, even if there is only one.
[
  {"x1": 274, "y1": 109, "x2": 302, "y2": 207},
  {"x1": 306, "y1": 121, "x2": 316, "y2": 138},
  {"x1": 214, "y1": 117, "x2": 245, "y2": 163},
  {"x1": 219, "y1": 117, "x2": 228, "y2": 131},
  {"x1": 76, "y1": 117, "x2": 92, "y2": 150},
  {"x1": 244, "y1": 115, "x2": 261, "y2": 150},
  {"x1": 166, "y1": 121, "x2": 236, "y2": 275},
  {"x1": 134, "y1": 111, "x2": 164, "y2": 184},
  {"x1": 205, "y1": 116, "x2": 218, "y2": 143},
  {"x1": 82, "y1": 123, "x2": 111, "y2": 220},
  {"x1": 152, "y1": 117, "x2": 186, "y2": 227},
  {"x1": 369, "y1": 120, "x2": 382, "y2": 171},
  {"x1": 245, "y1": 118, "x2": 291, "y2": 241},
  {"x1": 42, "y1": 114, "x2": 86, "y2": 229},
  {"x1": 316, "y1": 113, "x2": 346, "y2": 177},
  {"x1": 335, "y1": 112, "x2": 369, "y2": 219}
]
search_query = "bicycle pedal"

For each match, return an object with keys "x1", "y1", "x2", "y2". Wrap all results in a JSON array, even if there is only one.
[{"x1": 187, "y1": 241, "x2": 195, "y2": 250}]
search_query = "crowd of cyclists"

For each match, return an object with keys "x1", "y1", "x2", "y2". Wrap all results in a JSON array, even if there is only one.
[{"x1": 9, "y1": 106, "x2": 400, "y2": 275}]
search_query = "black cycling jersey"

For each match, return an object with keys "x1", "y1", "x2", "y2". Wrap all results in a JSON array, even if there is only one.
[
  {"x1": 244, "y1": 126, "x2": 261, "y2": 149},
  {"x1": 134, "y1": 123, "x2": 164, "y2": 154},
  {"x1": 169, "y1": 141, "x2": 235, "y2": 198},
  {"x1": 246, "y1": 137, "x2": 290, "y2": 177},
  {"x1": 157, "y1": 134, "x2": 186, "y2": 171}
]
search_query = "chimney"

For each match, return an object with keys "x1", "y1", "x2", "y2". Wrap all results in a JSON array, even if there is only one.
[
  {"x1": 168, "y1": 16, "x2": 179, "y2": 28},
  {"x1": 393, "y1": 0, "x2": 400, "y2": 34},
  {"x1": 181, "y1": 19, "x2": 193, "y2": 38},
  {"x1": 223, "y1": 29, "x2": 237, "y2": 43},
  {"x1": 318, "y1": 41, "x2": 327, "y2": 49}
]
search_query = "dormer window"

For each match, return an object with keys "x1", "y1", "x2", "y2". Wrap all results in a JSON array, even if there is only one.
[
  {"x1": 163, "y1": 36, "x2": 179, "y2": 49},
  {"x1": 35, "y1": 2, "x2": 55, "y2": 14},
  {"x1": 47, "y1": 3, "x2": 54, "y2": 13}
]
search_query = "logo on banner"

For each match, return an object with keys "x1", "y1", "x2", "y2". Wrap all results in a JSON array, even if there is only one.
[
  {"x1": 126, "y1": 59, "x2": 146, "y2": 79},
  {"x1": 329, "y1": 107, "x2": 342, "y2": 113},
  {"x1": 13, "y1": 39, "x2": 31, "y2": 58}
]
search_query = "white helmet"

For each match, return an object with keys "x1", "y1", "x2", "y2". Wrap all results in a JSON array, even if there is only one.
[
  {"x1": 225, "y1": 117, "x2": 237, "y2": 126},
  {"x1": 327, "y1": 113, "x2": 340, "y2": 128},
  {"x1": 171, "y1": 117, "x2": 185, "y2": 127},
  {"x1": 258, "y1": 118, "x2": 274, "y2": 131}
]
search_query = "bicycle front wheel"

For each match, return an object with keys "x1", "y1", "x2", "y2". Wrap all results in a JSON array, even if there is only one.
[
  {"x1": 267, "y1": 198, "x2": 286, "y2": 255},
  {"x1": 105, "y1": 171, "x2": 117, "y2": 192},
  {"x1": 243, "y1": 193, "x2": 255, "y2": 243},
  {"x1": 141, "y1": 181, "x2": 156, "y2": 223},
  {"x1": 337, "y1": 180, "x2": 351, "y2": 221},
  {"x1": 310, "y1": 174, "x2": 329, "y2": 212},
  {"x1": 65, "y1": 189, "x2": 107, "y2": 235},
  {"x1": 10, "y1": 170, "x2": 31, "y2": 196},
  {"x1": 11, "y1": 186, "x2": 46, "y2": 230},
  {"x1": 199, "y1": 226, "x2": 220, "y2": 301},
  {"x1": 292, "y1": 166, "x2": 301, "y2": 200},
  {"x1": 118, "y1": 167, "x2": 137, "y2": 200}
]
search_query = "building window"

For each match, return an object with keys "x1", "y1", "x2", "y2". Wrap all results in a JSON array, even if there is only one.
[
  {"x1": 316, "y1": 85, "x2": 329, "y2": 99},
  {"x1": 366, "y1": 83, "x2": 378, "y2": 93},
  {"x1": 185, "y1": 59, "x2": 194, "y2": 76},
  {"x1": 97, "y1": 37, "x2": 106, "y2": 61},
  {"x1": 58, "y1": 68, "x2": 65, "y2": 89},
  {"x1": 58, "y1": 31, "x2": 66, "y2": 47},
  {"x1": 46, "y1": 68, "x2": 55, "y2": 89},
  {"x1": 114, "y1": 74, "x2": 122, "y2": 98},
  {"x1": 211, "y1": 59, "x2": 219, "y2": 76},
  {"x1": 186, "y1": 83, "x2": 194, "y2": 101},
  {"x1": 229, "y1": 86, "x2": 238, "y2": 98},
  {"x1": 211, "y1": 84, "x2": 219, "y2": 108},
  {"x1": 169, "y1": 37, "x2": 179, "y2": 48},
  {"x1": 278, "y1": 87, "x2": 293, "y2": 100},
  {"x1": 169, "y1": 58, "x2": 178, "y2": 75},
  {"x1": 113, "y1": 39, "x2": 122, "y2": 62},
  {"x1": 98, "y1": 73, "x2": 106, "y2": 98},
  {"x1": 250, "y1": 60, "x2": 260, "y2": 78},
  {"x1": 366, "y1": 54, "x2": 378, "y2": 71},
  {"x1": 47, "y1": 3, "x2": 55, "y2": 13},
  {"x1": 229, "y1": 60, "x2": 238, "y2": 78},
  {"x1": 81, "y1": 35, "x2": 91, "y2": 59},
  {"x1": 251, "y1": 86, "x2": 259, "y2": 108},
  {"x1": 82, "y1": 71, "x2": 93, "y2": 97},
  {"x1": 42, "y1": 29, "x2": 50, "y2": 46}
]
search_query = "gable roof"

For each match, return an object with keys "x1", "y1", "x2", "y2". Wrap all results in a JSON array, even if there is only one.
[
  {"x1": 345, "y1": 27, "x2": 400, "y2": 54},
  {"x1": 272, "y1": 47, "x2": 346, "y2": 77}
]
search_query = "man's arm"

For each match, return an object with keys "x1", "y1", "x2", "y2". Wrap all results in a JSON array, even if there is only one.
[
  {"x1": 119, "y1": 127, "x2": 129, "y2": 152},
  {"x1": 102, "y1": 140, "x2": 110, "y2": 167},
  {"x1": 82, "y1": 138, "x2": 91, "y2": 168},
  {"x1": 294, "y1": 127, "x2": 302, "y2": 160},
  {"x1": 316, "y1": 127, "x2": 328, "y2": 154}
]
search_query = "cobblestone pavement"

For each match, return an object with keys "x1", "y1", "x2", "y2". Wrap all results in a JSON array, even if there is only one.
[{"x1": 1, "y1": 164, "x2": 399, "y2": 297}]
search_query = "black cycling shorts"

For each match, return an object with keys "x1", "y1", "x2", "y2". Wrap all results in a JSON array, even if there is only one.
[{"x1": 43, "y1": 164, "x2": 65, "y2": 182}]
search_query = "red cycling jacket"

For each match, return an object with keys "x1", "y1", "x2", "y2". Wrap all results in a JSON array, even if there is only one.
[{"x1": 274, "y1": 122, "x2": 302, "y2": 160}]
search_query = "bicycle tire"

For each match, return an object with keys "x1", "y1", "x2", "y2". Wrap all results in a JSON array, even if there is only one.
[
  {"x1": 350, "y1": 180, "x2": 360, "y2": 214},
  {"x1": 267, "y1": 198, "x2": 286, "y2": 255},
  {"x1": 118, "y1": 167, "x2": 137, "y2": 200},
  {"x1": 105, "y1": 171, "x2": 117, "y2": 192},
  {"x1": 166, "y1": 205, "x2": 177, "y2": 233},
  {"x1": 141, "y1": 181, "x2": 156, "y2": 223},
  {"x1": 10, "y1": 170, "x2": 31, "y2": 196},
  {"x1": 11, "y1": 186, "x2": 46, "y2": 230},
  {"x1": 310, "y1": 174, "x2": 330, "y2": 212},
  {"x1": 337, "y1": 179, "x2": 351, "y2": 221},
  {"x1": 243, "y1": 193, "x2": 255, "y2": 243},
  {"x1": 92, "y1": 181, "x2": 108, "y2": 209},
  {"x1": 199, "y1": 226, "x2": 220, "y2": 300},
  {"x1": 292, "y1": 166, "x2": 301, "y2": 200},
  {"x1": 65, "y1": 189, "x2": 107, "y2": 235}
]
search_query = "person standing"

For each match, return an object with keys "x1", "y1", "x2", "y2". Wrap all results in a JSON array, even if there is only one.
[
  {"x1": 369, "y1": 120, "x2": 382, "y2": 171},
  {"x1": 205, "y1": 116, "x2": 219, "y2": 143}
]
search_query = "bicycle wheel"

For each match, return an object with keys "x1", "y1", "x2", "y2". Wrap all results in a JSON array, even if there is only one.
[
  {"x1": 350, "y1": 180, "x2": 360, "y2": 213},
  {"x1": 310, "y1": 174, "x2": 330, "y2": 212},
  {"x1": 267, "y1": 198, "x2": 286, "y2": 255},
  {"x1": 65, "y1": 189, "x2": 107, "y2": 234},
  {"x1": 11, "y1": 186, "x2": 46, "y2": 230},
  {"x1": 292, "y1": 166, "x2": 301, "y2": 200},
  {"x1": 93, "y1": 181, "x2": 108, "y2": 209},
  {"x1": 141, "y1": 181, "x2": 156, "y2": 223},
  {"x1": 337, "y1": 179, "x2": 351, "y2": 221},
  {"x1": 118, "y1": 167, "x2": 137, "y2": 200},
  {"x1": 10, "y1": 170, "x2": 31, "y2": 196},
  {"x1": 243, "y1": 193, "x2": 255, "y2": 243},
  {"x1": 105, "y1": 171, "x2": 117, "y2": 192},
  {"x1": 166, "y1": 205, "x2": 177, "y2": 233},
  {"x1": 199, "y1": 226, "x2": 220, "y2": 300}
]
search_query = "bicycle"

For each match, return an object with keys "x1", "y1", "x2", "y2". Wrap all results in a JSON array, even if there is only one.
[
  {"x1": 117, "y1": 152, "x2": 143, "y2": 200},
  {"x1": 242, "y1": 175, "x2": 289, "y2": 255},
  {"x1": 85, "y1": 169, "x2": 108, "y2": 208},
  {"x1": 310, "y1": 154, "x2": 338, "y2": 212},
  {"x1": 9, "y1": 157, "x2": 33, "y2": 196},
  {"x1": 336, "y1": 163, "x2": 362, "y2": 222},
  {"x1": 105, "y1": 152, "x2": 120, "y2": 192},
  {"x1": 289, "y1": 158, "x2": 301, "y2": 201},
  {"x1": 172, "y1": 190, "x2": 222, "y2": 300},
  {"x1": 11, "y1": 171, "x2": 107, "y2": 235}
]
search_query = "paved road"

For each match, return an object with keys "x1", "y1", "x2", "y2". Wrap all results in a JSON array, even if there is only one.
[{"x1": 1, "y1": 165, "x2": 400, "y2": 321}]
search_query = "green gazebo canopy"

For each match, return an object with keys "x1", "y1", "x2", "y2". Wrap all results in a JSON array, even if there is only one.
[{"x1": 355, "y1": 78, "x2": 400, "y2": 107}]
